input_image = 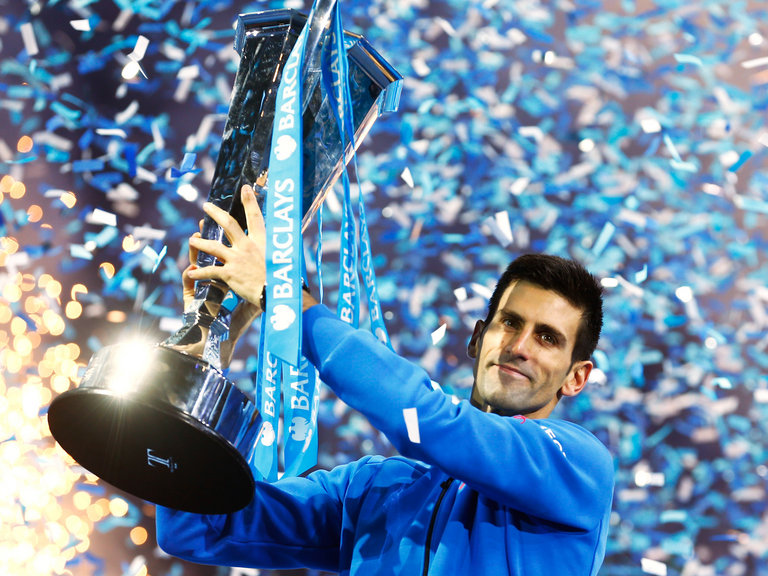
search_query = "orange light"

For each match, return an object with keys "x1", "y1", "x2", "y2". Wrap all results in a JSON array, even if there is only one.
[
  {"x1": 10, "y1": 180, "x2": 26, "y2": 199},
  {"x1": 0, "y1": 304, "x2": 12, "y2": 323},
  {"x1": 1, "y1": 236, "x2": 19, "y2": 254},
  {"x1": 60, "y1": 191, "x2": 76, "y2": 209},
  {"x1": 10, "y1": 316, "x2": 27, "y2": 336},
  {"x1": 70, "y1": 284, "x2": 87, "y2": 300},
  {"x1": 106, "y1": 310, "x2": 127, "y2": 323},
  {"x1": 3, "y1": 283, "x2": 22, "y2": 303},
  {"x1": 27, "y1": 204, "x2": 43, "y2": 222},
  {"x1": 100, "y1": 262, "x2": 116, "y2": 278},
  {"x1": 0, "y1": 174, "x2": 14, "y2": 193},
  {"x1": 17, "y1": 135, "x2": 34, "y2": 153},
  {"x1": 109, "y1": 497, "x2": 129, "y2": 517},
  {"x1": 45, "y1": 280, "x2": 62, "y2": 299},
  {"x1": 20, "y1": 274, "x2": 36, "y2": 291},
  {"x1": 130, "y1": 526, "x2": 149, "y2": 546},
  {"x1": 122, "y1": 234, "x2": 141, "y2": 252},
  {"x1": 65, "y1": 301, "x2": 82, "y2": 319}
]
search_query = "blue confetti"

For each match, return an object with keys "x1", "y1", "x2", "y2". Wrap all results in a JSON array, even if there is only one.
[{"x1": 4, "y1": 0, "x2": 768, "y2": 574}]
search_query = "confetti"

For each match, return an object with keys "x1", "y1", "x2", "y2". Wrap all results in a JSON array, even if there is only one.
[
  {"x1": 85, "y1": 208, "x2": 118, "y2": 227},
  {"x1": 403, "y1": 408, "x2": 420, "y2": 444},
  {"x1": 70, "y1": 19, "x2": 91, "y2": 32},
  {"x1": 3, "y1": 0, "x2": 768, "y2": 574},
  {"x1": 20, "y1": 22, "x2": 39, "y2": 57},
  {"x1": 641, "y1": 558, "x2": 668, "y2": 576},
  {"x1": 431, "y1": 323, "x2": 447, "y2": 345}
]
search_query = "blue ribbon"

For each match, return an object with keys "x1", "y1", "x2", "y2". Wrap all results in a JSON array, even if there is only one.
[
  {"x1": 325, "y1": 7, "x2": 360, "y2": 328},
  {"x1": 281, "y1": 357, "x2": 319, "y2": 477},
  {"x1": 252, "y1": 0, "x2": 392, "y2": 481},
  {"x1": 323, "y1": 4, "x2": 392, "y2": 347},
  {"x1": 250, "y1": 316, "x2": 279, "y2": 481},
  {"x1": 262, "y1": 14, "x2": 308, "y2": 367}
]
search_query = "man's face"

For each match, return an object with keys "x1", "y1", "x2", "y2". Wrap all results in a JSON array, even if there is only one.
[{"x1": 468, "y1": 280, "x2": 592, "y2": 419}]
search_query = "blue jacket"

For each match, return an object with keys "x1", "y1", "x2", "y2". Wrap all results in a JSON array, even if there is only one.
[{"x1": 157, "y1": 305, "x2": 614, "y2": 575}]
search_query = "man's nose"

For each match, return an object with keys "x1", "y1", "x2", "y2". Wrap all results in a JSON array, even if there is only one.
[{"x1": 505, "y1": 329, "x2": 533, "y2": 357}]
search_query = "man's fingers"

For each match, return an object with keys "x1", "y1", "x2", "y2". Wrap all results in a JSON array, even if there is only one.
[
  {"x1": 189, "y1": 236, "x2": 229, "y2": 261},
  {"x1": 241, "y1": 185, "x2": 266, "y2": 243},
  {"x1": 187, "y1": 264, "x2": 223, "y2": 282},
  {"x1": 188, "y1": 231, "x2": 201, "y2": 266},
  {"x1": 202, "y1": 202, "x2": 246, "y2": 245}
]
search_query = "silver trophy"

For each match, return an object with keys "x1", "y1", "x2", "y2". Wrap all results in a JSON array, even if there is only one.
[{"x1": 48, "y1": 6, "x2": 402, "y2": 514}]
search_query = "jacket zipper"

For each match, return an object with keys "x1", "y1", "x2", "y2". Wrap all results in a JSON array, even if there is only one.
[{"x1": 422, "y1": 477, "x2": 454, "y2": 576}]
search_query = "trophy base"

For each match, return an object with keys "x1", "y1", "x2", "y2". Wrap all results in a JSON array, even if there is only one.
[{"x1": 48, "y1": 345, "x2": 261, "y2": 514}]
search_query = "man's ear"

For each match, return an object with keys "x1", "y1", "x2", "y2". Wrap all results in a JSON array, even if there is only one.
[
  {"x1": 561, "y1": 360, "x2": 592, "y2": 398},
  {"x1": 467, "y1": 320, "x2": 486, "y2": 359}
]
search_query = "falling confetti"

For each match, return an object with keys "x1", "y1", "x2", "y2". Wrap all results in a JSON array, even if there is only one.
[{"x1": 2, "y1": 0, "x2": 768, "y2": 575}]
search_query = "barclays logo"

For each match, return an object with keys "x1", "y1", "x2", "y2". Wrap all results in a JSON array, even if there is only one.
[
  {"x1": 270, "y1": 303, "x2": 296, "y2": 331},
  {"x1": 259, "y1": 421, "x2": 276, "y2": 447},
  {"x1": 274, "y1": 134, "x2": 297, "y2": 161},
  {"x1": 289, "y1": 416, "x2": 310, "y2": 441}
]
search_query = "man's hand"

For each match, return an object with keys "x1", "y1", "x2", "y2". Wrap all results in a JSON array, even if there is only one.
[
  {"x1": 187, "y1": 184, "x2": 267, "y2": 306},
  {"x1": 182, "y1": 220, "x2": 204, "y2": 312}
]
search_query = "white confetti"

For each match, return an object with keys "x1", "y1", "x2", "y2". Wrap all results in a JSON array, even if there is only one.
[
  {"x1": 85, "y1": 208, "x2": 118, "y2": 227},
  {"x1": 131, "y1": 225, "x2": 167, "y2": 241},
  {"x1": 741, "y1": 56, "x2": 768, "y2": 69},
  {"x1": 635, "y1": 470, "x2": 665, "y2": 487},
  {"x1": 129, "y1": 35, "x2": 150, "y2": 62},
  {"x1": 96, "y1": 128, "x2": 128, "y2": 138},
  {"x1": 641, "y1": 558, "x2": 667, "y2": 576},
  {"x1": 112, "y1": 8, "x2": 133, "y2": 31},
  {"x1": 470, "y1": 282, "x2": 493, "y2": 300},
  {"x1": 482, "y1": 211, "x2": 513, "y2": 247},
  {"x1": 20, "y1": 22, "x2": 39, "y2": 57},
  {"x1": 518, "y1": 126, "x2": 543, "y2": 141},
  {"x1": 640, "y1": 117, "x2": 662, "y2": 133},
  {"x1": 401, "y1": 166, "x2": 414, "y2": 188},
  {"x1": 431, "y1": 324, "x2": 447, "y2": 345},
  {"x1": 116, "y1": 100, "x2": 140, "y2": 125},
  {"x1": 403, "y1": 408, "x2": 420, "y2": 444},
  {"x1": 70, "y1": 19, "x2": 91, "y2": 31},
  {"x1": 509, "y1": 176, "x2": 529, "y2": 196}
]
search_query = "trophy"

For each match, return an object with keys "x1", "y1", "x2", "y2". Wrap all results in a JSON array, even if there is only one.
[{"x1": 47, "y1": 6, "x2": 402, "y2": 514}]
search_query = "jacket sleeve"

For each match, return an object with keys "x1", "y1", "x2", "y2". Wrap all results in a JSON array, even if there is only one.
[
  {"x1": 155, "y1": 456, "x2": 377, "y2": 571},
  {"x1": 303, "y1": 305, "x2": 614, "y2": 531}
]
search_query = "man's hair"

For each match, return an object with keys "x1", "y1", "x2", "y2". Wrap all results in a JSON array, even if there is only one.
[{"x1": 484, "y1": 254, "x2": 604, "y2": 363}]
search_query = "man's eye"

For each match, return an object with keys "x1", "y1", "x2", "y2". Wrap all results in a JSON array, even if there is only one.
[{"x1": 540, "y1": 333, "x2": 556, "y2": 345}]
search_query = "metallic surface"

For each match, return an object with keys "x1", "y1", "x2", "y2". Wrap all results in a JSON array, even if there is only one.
[{"x1": 48, "y1": 344, "x2": 260, "y2": 514}]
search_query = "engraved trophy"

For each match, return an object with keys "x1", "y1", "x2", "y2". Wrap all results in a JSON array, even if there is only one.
[{"x1": 47, "y1": 6, "x2": 402, "y2": 514}]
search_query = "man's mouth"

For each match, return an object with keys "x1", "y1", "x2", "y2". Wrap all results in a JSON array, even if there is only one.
[{"x1": 495, "y1": 364, "x2": 531, "y2": 380}]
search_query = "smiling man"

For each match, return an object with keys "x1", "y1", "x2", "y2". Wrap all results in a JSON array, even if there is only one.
[
  {"x1": 156, "y1": 189, "x2": 615, "y2": 575},
  {"x1": 468, "y1": 254, "x2": 603, "y2": 420}
]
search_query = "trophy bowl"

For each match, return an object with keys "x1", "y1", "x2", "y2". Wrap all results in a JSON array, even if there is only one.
[{"x1": 48, "y1": 344, "x2": 260, "y2": 513}]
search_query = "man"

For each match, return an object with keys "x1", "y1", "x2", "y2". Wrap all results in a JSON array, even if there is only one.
[{"x1": 156, "y1": 185, "x2": 614, "y2": 575}]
